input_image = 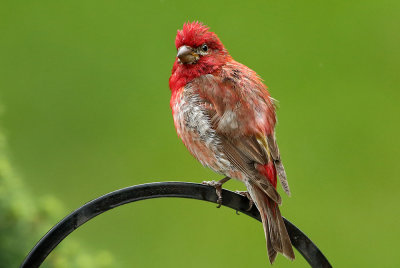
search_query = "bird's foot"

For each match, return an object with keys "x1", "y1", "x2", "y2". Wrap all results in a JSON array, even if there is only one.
[
  {"x1": 202, "y1": 177, "x2": 230, "y2": 208},
  {"x1": 235, "y1": 191, "x2": 254, "y2": 211}
]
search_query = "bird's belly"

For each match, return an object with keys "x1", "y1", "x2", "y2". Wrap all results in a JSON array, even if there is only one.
[{"x1": 178, "y1": 127, "x2": 246, "y2": 181}]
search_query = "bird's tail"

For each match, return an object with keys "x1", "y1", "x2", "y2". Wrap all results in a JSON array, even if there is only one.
[{"x1": 247, "y1": 181, "x2": 295, "y2": 264}]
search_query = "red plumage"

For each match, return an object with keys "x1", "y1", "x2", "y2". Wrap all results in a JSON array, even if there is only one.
[{"x1": 169, "y1": 22, "x2": 294, "y2": 264}]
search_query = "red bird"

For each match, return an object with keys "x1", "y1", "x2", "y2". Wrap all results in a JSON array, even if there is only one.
[{"x1": 169, "y1": 22, "x2": 295, "y2": 263}]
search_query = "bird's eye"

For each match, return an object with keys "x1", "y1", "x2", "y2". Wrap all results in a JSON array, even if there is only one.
[{"x1": 201, "y1": 44, "x2": 208, "y2": 52}]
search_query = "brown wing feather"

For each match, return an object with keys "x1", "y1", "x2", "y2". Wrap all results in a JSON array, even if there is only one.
[
  {"x1": 219, "y1": 136, "x2": 281, "y2": 204},
  {"x1": 235, "y1": 136, "x2": 268, "y2": 165},
  {"x1": 267, "y1": 134, "x2": 291, "y2": 196}
]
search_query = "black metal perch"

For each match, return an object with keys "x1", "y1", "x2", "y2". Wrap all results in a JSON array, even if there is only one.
[{"x1": 21, "y1": 182, "x2": 332, "y2": 268}]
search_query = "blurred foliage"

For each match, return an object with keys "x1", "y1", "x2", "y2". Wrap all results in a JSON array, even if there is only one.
[
  {"x1": 0, "y1": 132, "x2": 114, "y2": 267},
  {"x1": 0, "y1": 0, "x2": 399, "y2": 267}
]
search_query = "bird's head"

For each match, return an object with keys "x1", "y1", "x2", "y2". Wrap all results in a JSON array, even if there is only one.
[
  {"x1": 169, "y1": 22, "x2": 230, "y2": 91},
  {"x1": 175, "y1": 21, "x2": 229, "y2": 65}
]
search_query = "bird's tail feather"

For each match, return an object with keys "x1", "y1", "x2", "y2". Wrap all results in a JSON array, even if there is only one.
[{"x1": 247, "y1": 181, "x2": 295, "y2": 264}]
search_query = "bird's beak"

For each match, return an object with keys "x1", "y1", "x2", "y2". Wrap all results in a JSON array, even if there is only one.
[{"x1": 177, "y1": 46, "x2": 199, "y2": 64}]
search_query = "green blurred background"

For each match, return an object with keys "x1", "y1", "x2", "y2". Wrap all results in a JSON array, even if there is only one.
[{"x1": 1, "y1": 0, "x2": 399, "y2": 267}]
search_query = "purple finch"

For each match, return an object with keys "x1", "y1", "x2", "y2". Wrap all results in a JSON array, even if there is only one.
[{"x1": 169, "y1": 22, "x2": 295, "y2": 263}]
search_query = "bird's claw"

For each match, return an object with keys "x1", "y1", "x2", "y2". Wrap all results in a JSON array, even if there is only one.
[
  {"x1": 202, "y1": 180, "x2": 223, "y2": 208},
  {"x1": 202, "y1": 177, "x2": 230, "y2": 208},
  {"x1": 235, "y1": 191, "x2": 254, "y2": 211}
]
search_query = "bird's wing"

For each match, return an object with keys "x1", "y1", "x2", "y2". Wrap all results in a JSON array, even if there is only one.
[
  {"x1": 266, "y1": 134, "x2": 291, "y2": 196},
  {"x1": 192, "y1": 74, "x2": 283, "y2": 203},
  {"x1": 218, "y1": 134, "x2": 281, "y2": 204}
]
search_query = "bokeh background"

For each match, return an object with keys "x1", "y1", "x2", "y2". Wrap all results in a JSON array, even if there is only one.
[{"x1": 1, "y1": 1, "x2": 399, "y2": 267}]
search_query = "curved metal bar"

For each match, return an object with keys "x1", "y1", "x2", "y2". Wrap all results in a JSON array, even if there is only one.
[{"x1": 21, "y1": 182, "x2": 331, "y2": 268}]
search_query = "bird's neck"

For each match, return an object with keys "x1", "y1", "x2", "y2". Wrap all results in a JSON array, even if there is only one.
[{"x1": 169, "y1": 56, "x2": 230, "y2": 93}]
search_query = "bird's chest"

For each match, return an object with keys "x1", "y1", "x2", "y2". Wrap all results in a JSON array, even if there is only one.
[
  {"x1": 171, "y1": 89, "x2": 228, "y2": 171},
  {"x1": 172, "y1": 89, "x2": 218, "y2": 150}
]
